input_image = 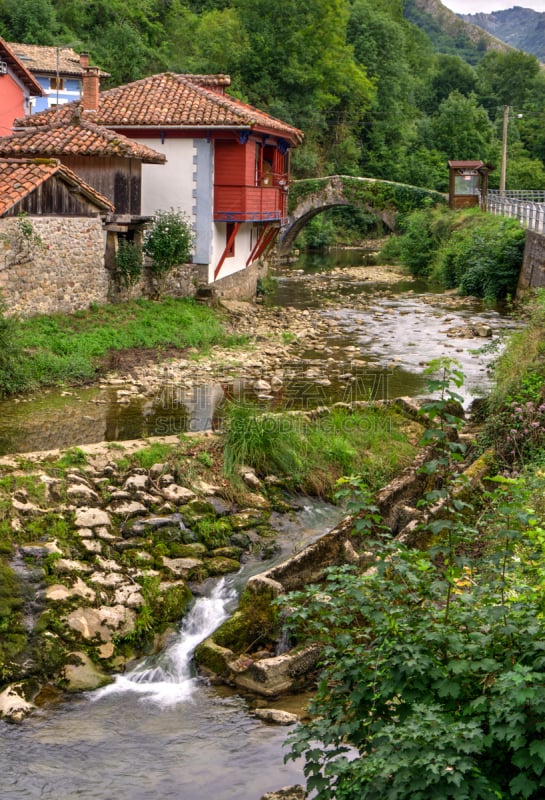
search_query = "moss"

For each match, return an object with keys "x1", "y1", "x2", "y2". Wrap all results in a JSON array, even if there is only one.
[
  {"x1": 212, "y1": 589, "x2": 279, "y2": 654},
  {"x1": 194, "y1": 638, "x2": 232, "y2": 677},
  {"x1": 205, "y1": 556, "x2": 241, "y2": 576},
  {"x1": 167, "y1": 542, "x2": 207, "y2": 558}
]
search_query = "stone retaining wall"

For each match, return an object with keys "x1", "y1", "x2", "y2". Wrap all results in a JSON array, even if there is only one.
[
  {"x1": 517, "y1": 229, "x2": 545, "y2": 296},
  {"x1": 0, "y1": 215, "x2": 268, "y2": 317},
  {"x1": 0, "y1": 216, "x2": 108, "y2": 316},
  {"x1": 110, "y1": 258, "x2": 267, "y2": 304}
]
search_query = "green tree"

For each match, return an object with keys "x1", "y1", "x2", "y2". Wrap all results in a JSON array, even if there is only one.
[
  {"x1": 2, "y1": 0, "x2": 59, "y2": 43},
  {"x1": 477, "y1": 50, "x2": 541, "y2": 112},
  {"x1": 428, "y1": 90, "x2": 494, "y2": 160},
  {"x1": 425, "y1": 53, "x2": 477, "y2": 113}
]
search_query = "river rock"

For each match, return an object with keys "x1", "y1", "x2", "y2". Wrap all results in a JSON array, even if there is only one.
[
  {"x1": 253, "y1": 708, "x2": 299, "y2": 725},
  {"x1": 74, "y1": 508, "x2": 111, "y2": 529},
  {"x1": 54, "y1": 558, "x2": 93, "y2": 575},
  {"x1": 230, "y1": 645, "x2": 322, "y2": 696},
  {"x1": 66, "y1": 484, "x2": 99, "y2": 504},
  {"x1": 114, "y1": 583, "x2": 144, "y2": 607},
  {"x1": 46, "y1": 577, "x2": 96, "y2": 603},
  {"x1": 161, "y1": 484, "x2": 196, "y2": 504},
  {"x1": 162, "y1": 556, "x2": 203, "y2": 577},
  {"x1": 0, "y1": 684, "x2": 35, "y2": 721},
  {"x1": 123, "y1": 474, "x2": 150, "y2": 492},
  {"x1": 12, "y1": 498, "x2": 42, "y2": 516},
  {"x1": 238, "y1": 466, "x2": 262, "y2": 490},
  {"x1": 89, "y1": 571, "x2": 125, "y2": 587},
  {"x1": 107, "y1": 499, "x2": 148, "y2": 518},
  {"x1": 63, "y1": 651, "x2": 108, "y2": 691},
  {"x1": 65, "y1": 605, "x2": 136, "y2": 642}
]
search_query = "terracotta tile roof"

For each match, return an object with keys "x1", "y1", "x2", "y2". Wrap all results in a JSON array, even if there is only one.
[
  {"x1": 183, "y1": 74, "x2": 231, "y2": 92},
  {"x1": 0, "y1": 37, "x2": 43, "y2": 96},
  {"x1": 0, "y1": 116, "x2": 166, "y2": 163},
  {"x1": 15, "y1": 73, "x2": 304, "y2": 144},
  {"x1": 0, "y1": 157, "x2": 114, "y2": 215},
  {"x1": 6, "y1": 42, "x2": 109, "y2": 77}
]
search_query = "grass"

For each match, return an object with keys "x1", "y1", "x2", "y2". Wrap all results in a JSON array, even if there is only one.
[
  {"x1": 487, "y1": 290, "x2": 545, "y2": 410},
  {"x1": 222, "y1": 403, "x2": 416, "y2": 499},
  {"x1": 0, "y1": 297, "x2": 247, "y2": 397}
]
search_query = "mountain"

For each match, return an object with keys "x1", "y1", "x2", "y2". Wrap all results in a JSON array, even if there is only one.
[
  {"x1": 404, "y1": 0, "x2": 513, "y2": 63},
  {"x1": 460, "y1": 7, "x2": 545, "y2": 61}
]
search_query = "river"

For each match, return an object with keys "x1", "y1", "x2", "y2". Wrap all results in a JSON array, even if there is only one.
[
  {"x1": 0, "y1": 249, "x2": 520, "y2": 798},
  {"x1": 0, "y1": 249, "x2": 519, "y2": 455}
]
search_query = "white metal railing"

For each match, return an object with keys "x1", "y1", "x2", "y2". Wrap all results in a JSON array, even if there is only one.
[
  {"x1": 488, "y1": 189, "x2": 545, "y2": 203},
  {"x1": 486, "y1": 191, "x2": 545, "y2": 234}
]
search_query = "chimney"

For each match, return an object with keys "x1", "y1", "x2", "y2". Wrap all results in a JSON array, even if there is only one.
[
  {"x1": 82, "y1": 66, "x2": 100, "y2": 112},
  {"x1": 79, "y1": 52, "x2": 89, "y2": 69}
]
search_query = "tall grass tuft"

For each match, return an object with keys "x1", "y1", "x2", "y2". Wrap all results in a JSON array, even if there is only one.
[{"x1": 223, "y1": 403, "x2": 415, "y2": 498}]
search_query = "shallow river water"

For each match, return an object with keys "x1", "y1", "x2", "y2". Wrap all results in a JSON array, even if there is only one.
[
  {"x1": 0, "y1": 250, "x2": 520, "y2": 455},
  {"x1": 1, "y1": 500, "x2": 341, "y2": 800}
]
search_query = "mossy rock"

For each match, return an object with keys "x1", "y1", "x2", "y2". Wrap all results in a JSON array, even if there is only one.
[
  {"x1": 204, "y1": 556, "x2": 241, "y2": 576},
  {"x1": 229, "y1": 511, "x2": 270, "y2": 530},
  {"x1": 229, "y1": 532, "x2": 253, "y2": 549},
  {"x1": 213, "y1": 591, "x2": 279, "y2": 654},
  {"x1": 209, "y1": 546, "x2": 242, "y2": 560},
  {"x1": 167, "y1": 542, "x2": 207, "y2": 559},
  {"x1": 150, "y1": 583, "x2": 193, "y2": 626},
  {"x1": 0, "y1": 560, "x2": 23, "y2": 618},
  {"x1": 152, "y1": 526, "x2": 186, "y2": 545},
  {"x1": 194, "y1": 637, "x2": 232, "y2": 677}
]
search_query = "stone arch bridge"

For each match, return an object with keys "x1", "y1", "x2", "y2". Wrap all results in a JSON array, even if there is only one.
[{"x1": 277, "y1": 175, "x2": 446, "y2": 256}]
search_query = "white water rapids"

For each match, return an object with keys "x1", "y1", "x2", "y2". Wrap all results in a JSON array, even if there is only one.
[{"x1": 92, "y1": 578, "x2": 238, "y2": 708}]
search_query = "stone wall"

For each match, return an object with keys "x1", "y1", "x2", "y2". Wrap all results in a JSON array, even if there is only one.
[
  {"x1": 517, "y1": 230, "x2": 545, "y2": 296},
  {"x1": 0, "y1": 216, "x2": 108, "y2": 317},
  {"x1": 110, "y1": 257, "x2": 266, "y2": 304},
  {"x1": 0, "y1": 215, "x2": 268, "y2": 317}
]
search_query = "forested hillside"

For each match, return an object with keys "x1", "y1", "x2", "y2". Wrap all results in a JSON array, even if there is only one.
[{"x1": 1, "y1": 0, "x2": 545, "y2": 192}]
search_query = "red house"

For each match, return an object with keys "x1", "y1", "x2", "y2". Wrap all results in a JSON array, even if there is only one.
[{"x1": 0, "y1": 37, "x2": 43, "y2": 135}]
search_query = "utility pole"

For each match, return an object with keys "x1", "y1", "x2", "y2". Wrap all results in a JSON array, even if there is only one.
[{"x1": 500, "y1": 104, "x2": 509, "y2": 195}]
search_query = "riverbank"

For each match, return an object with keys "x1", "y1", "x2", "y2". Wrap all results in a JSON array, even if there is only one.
[{"x1": 0, "y1": 395, "x2": 418, "y2": 720}]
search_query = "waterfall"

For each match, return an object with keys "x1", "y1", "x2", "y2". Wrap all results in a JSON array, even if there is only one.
[{"x1": 91, "y1": 578, "x2": 237, "y2": 708}]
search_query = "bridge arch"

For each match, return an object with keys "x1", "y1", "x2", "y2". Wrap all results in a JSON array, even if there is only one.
[{"x1": 278, "y1": 175, "x2": 446, "y2": 256}]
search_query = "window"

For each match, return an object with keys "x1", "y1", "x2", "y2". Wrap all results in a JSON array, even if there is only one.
[{"x1": 50, "y1": 76, "x2": 65, "y2": 91}]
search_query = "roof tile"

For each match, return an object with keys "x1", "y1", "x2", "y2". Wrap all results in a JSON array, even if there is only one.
[
  {"x1": 15, "y1": 73, "x2": 303, "y2": 143},
  {"x1": 0, "y1": 158, "x2": 114, "y2": 215},
  {"x1": 0, "y1": 117, "x2": 166, "y2": 163},
  {"x1": 6, "y1": 42, "x2": 109, "y2": 77}
]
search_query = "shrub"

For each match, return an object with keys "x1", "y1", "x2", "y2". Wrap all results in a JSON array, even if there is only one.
[
  {"x1": 397, "y1": 209, "x2": 437, "y2": 276},
  {"x1": 115, "y1": 238, "x2": 143, "y2": 294},
  {"x1": 0, "y1": 299, "x2": 32, "y2": 397},
  {"x1": 432, "y1": 217, "x2": 525, "y2": 301},
  {"x1": 143, "y1": 209, "x2": 194, "y2": 297}
]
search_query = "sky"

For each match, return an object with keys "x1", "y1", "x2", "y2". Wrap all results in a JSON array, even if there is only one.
[{"x1": 442, "y1": 0, "x2": 545, "y2": 12}]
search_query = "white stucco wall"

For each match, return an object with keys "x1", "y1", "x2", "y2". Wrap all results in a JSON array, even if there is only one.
[
  {"x1": 209, "y1": 222, "x2": 258, "y2": 283},
  {"x1": 138, "y1": 138, "x2": 196, "y2": 217}
]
